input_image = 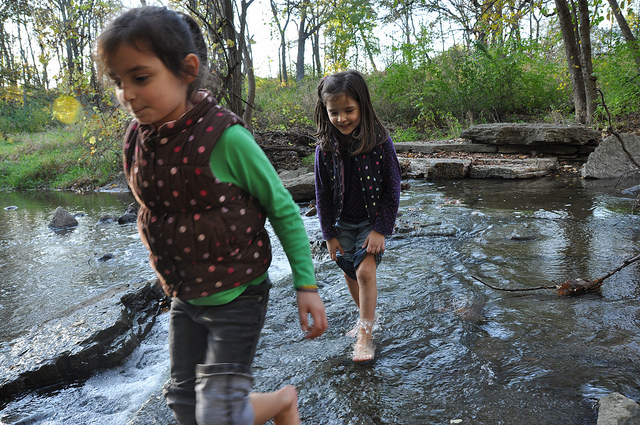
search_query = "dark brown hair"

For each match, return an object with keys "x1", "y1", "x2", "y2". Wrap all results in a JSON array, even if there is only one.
[
  {"x1": 95, "y1": 6, "x2": 207, "y2": 98},
  {"x1": 314, "y1": 70, "x2": 388, "y2": 155}
]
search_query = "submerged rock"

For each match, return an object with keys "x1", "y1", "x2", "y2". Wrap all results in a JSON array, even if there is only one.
[{"x1": 48, "y1": 206, "x2": 78, "y2": 229}]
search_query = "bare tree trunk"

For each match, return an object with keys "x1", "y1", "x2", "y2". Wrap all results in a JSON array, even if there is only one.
[
  {"x1": 240, "y1": 0, "x2": 255, "y2": 129},
  {"x1": 295, "y1": 9, "x2": 307, "y2": 82},
  {"x1": 270, "y1": 0, "x2": 290, "y2": 83},
  {"x1": 607, "y1": 0, "x2": 640, "y2": 73},
  {"x1": 577, "y1": 0, "x2": 597, "y2": 123},
  {"x1": 222, "y1": 0, "x2": 243, "y2": 115},
  {"x1": 312, "y1": 16, "x2": 321, "y2": 76},
  {"x1": 358, "y1": 25, "x2": 378, "y2": 72},
  {"x1": 555, "y1": 0, "x2": 588, "y2": 123},
  {"x1": 0, "y1": 22, "x2": 16, "y2": 86},
  {"x1": 24, "y1": 22, "x2": 42, "y2": 87},
  {"x1": 16, "y1": 24, "x2": 29, "y2": 95}
]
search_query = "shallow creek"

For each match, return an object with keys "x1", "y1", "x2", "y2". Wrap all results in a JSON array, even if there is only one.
[{"x1": 1, "y1": 176, "x2": 639, "y2": 424}]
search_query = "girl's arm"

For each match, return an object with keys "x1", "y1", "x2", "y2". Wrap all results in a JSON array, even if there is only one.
[
  {"x1": 372, "y1": 138, "x2": 402, "y2": 236},
  {"x1": 314, "y1": 145, "x2": 339, "y2": 240},
  {"x1": 211, "y1": 125, "x2": 316, "y2": 290}
]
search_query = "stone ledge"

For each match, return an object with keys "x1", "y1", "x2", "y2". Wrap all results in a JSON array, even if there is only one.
[
  {"x1": 0, "y1": 281, "x2": 163, "y2": 401},
  {"x1": 400, "y1": 156, "x2": 558, "y2": 179},
  {"x1": 469, "y1": 157, "x2": 559, "y2": 179},
  {"x1": 460, "y1": 122, "x2": 601, "y2": 146}
]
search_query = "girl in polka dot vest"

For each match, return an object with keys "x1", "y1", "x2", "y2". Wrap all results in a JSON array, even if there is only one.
[
  {"x1": 96, "y1": 6, "x2": 327, "y2": 425},
  {"x1": 314, "y1": 70, "x2": 401, "y2": 363}
]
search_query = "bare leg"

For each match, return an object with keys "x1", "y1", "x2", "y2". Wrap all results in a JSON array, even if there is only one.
[
  {"x1": 345, "y1": 272, "x2": 360, "y2": 308},
  {"x1": 344, "y1": 273, "x2": 360, "y2": 337},
  {"x1": 250, "y1": 386, "x2": 300, "y2": 425},
  {"x1": 352, "y1": 254, "x2": 377, "y2": 362}
]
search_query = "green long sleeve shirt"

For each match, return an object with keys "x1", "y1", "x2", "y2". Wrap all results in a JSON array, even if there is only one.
[{"x1": 189, "y1": 125, "x2": 316, "y2": 305}]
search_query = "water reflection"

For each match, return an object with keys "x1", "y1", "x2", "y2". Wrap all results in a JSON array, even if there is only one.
[{"x1": 1, "y1": 177, "x2": 640, "y2": 424}]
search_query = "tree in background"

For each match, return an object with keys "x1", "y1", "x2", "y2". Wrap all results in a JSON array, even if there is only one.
[
  {"x1": 323, "y1": 0, "x2": 379, "y2": 72},
  {"x1": 554, "y1": 0, "x2": 597, "y2": 124},
  {"x1": 607, "y1": 0, "x2": 640, "y2": 73},
  {"x1": 270, "y1": 0, "x2": 294, "y2": 83},
  {"x1": 182, "y1": 0, "x2": 257, "y2": 125},
  {"x1": 291, "y1": 0, "x2": 332, "y2": 80}
]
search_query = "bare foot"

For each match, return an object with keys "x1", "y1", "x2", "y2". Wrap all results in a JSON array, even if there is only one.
[
  {"x1": 352, "y1": 335, "x2": 375, "y2": 362},
  {"x1": 273, "y1": 385, "x2": 300, "y2": 425}
]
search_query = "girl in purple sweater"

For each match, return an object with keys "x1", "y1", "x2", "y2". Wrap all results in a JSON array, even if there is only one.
[{"x1": 314, "y1": 70, "x2": 401, "y2": 362}]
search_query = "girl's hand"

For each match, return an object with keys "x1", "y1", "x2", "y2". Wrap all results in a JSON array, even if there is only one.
[
  {"x1": 296, "y1": 291, "x2": 328, "y2": 339},
  {"x1": 326, "y1": 237, "x2": 344, "y2": 261},
  {"x1": 363, "y1": 230, "x2": 385, "y2": 254}
]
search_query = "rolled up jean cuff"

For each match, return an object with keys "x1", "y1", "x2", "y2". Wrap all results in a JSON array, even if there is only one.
[
  {"x1": 336, "y1": 247, "x2": 382, "y2": 280},
  {"x1": 195, "y1": 362, "x2": 254, "y2": 425}
]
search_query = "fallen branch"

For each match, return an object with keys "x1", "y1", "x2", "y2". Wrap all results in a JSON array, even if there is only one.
[{"x1": 472, "y1": 253, "x2": 640, "y2": 296}]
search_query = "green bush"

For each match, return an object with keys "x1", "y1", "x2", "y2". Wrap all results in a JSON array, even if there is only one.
[
  {"x1": 594, "y1": 44, "x2": 640, "y2": 118},
  {"x1": 252, "y1": 77, "x2": 316, "y2": 131},
  {"x1": 0, "y1": 88, "x2": 58, "y2": 134}
]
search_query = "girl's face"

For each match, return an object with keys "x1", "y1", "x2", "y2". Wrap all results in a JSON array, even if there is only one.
[
  {"x1": 325, "y1": 94, "x2": 361, "y2": 136},
  {"x1": 106, "y1": 43, "x2": 195, "y2": 128}
]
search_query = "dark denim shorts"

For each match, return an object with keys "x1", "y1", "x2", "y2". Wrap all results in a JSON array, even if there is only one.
[{"x1": 335, "y1": 219, "x2": 382, "y2": 280}]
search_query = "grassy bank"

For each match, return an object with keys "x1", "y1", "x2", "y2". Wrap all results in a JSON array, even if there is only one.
[{"x1": 0, "y1": 125, "x2": 122, "y2": 191}]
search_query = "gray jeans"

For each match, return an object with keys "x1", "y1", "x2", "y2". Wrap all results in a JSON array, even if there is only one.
[{"x1": 163, "y1": 278, "x2": 271, "y2": 425}]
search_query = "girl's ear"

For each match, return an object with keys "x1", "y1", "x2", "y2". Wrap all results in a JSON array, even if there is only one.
[{"x1": 183, "y1": 53, "x2": 200, "y2": 83}]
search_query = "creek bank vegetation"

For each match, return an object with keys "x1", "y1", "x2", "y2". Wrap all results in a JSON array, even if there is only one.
[{"x1": 1, "y1": 1, "x2": 640, "y2": 190}]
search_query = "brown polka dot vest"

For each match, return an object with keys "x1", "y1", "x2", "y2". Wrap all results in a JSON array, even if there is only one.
[{"x1": 123, "y1": 92, "x2": 272, "y2": 300}]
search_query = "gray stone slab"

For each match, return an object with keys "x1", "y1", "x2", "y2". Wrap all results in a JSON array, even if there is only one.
[
  {"x1": 461, "y1": 123, "x2": 601, "y2": 146},
  {"x1": 394, "y1": 141, "x2": 497, "y2": 154},
  {"x1": 469, "y1": 158, "x2": 558, "y2": 179}
]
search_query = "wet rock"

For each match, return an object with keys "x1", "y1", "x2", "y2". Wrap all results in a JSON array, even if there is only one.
[
  {"x1": 403, "y1": 157, "x2": 471, "y2": 179},
  {"x1": 581, "y1": 134, "x2": 640, "y2": 179},
  {"x1": 97, "y1": 253, "x2": 114, "y2": 262},
  {"x1": 469, "y1": 157, "x2": 558, "y2": 179},
  {"x1": 0, "y1": 280, "x2": 164, "y2": 402},
  {"x1": 279, "y1": 167, "x2": 315, "y2": 202},
  {"x1": 48, "y1": 206, "x2": 78, "y2": 229},
  {"x1": 401, "y1": 156, "x2": 558, "y2": 179},
  {"x1": 116, "y1": 202, "x2": 139, "y2": 224},
  {"x1": 622, "y1": 185, "x2": 640, "y2": 197},
  {"x1": 597, "y1": 392, "x2": 640, "y2": 425},
  {"x1": 118, "y1": 213, "x2": 137, "y2": 224},
  {"x1": 98, "y1": 214, "x2": 116, "y2": 223}
]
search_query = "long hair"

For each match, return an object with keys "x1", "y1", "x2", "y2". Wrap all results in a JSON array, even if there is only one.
[
  {"x1": 95, "y1": 6, "x2": 208, "y2": 99},
  {"x1": 314, "y1": 70, "x2": 388, "y2": 155}
]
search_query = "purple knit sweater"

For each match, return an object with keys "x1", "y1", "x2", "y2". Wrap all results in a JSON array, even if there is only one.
[{"x1": 314, "y1": 136, "x2": 401, "y2": 240}]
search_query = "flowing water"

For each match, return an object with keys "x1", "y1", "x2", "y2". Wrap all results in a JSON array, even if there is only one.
[{"x1": 1, "y1": 177, "x2": 640, "y2": 425}]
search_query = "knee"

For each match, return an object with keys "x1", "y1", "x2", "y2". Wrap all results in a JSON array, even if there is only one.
[
  {"x1": 195, "y1": 365, "x2": 254, "y2": 425},
  {"x1": 356, "y1": 258, "x2": 377, "y2": 285}
]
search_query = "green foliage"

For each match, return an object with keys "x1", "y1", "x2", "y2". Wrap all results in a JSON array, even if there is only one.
[
  {"x1": 0, "y1": 87, "x2": 58, "y2": 134},
  {"x1": 391, "y1": 126, "x2": 422, "y2": 142},
  {"x1": 252, "y1": 77, "x2": 316, "y2": 131},
  {"x1": 594, "y1": 44, "x2": 640, "y2": 118},
  {"x1": 373, "y1": 40, "x2": 568, "y2": 137}
]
